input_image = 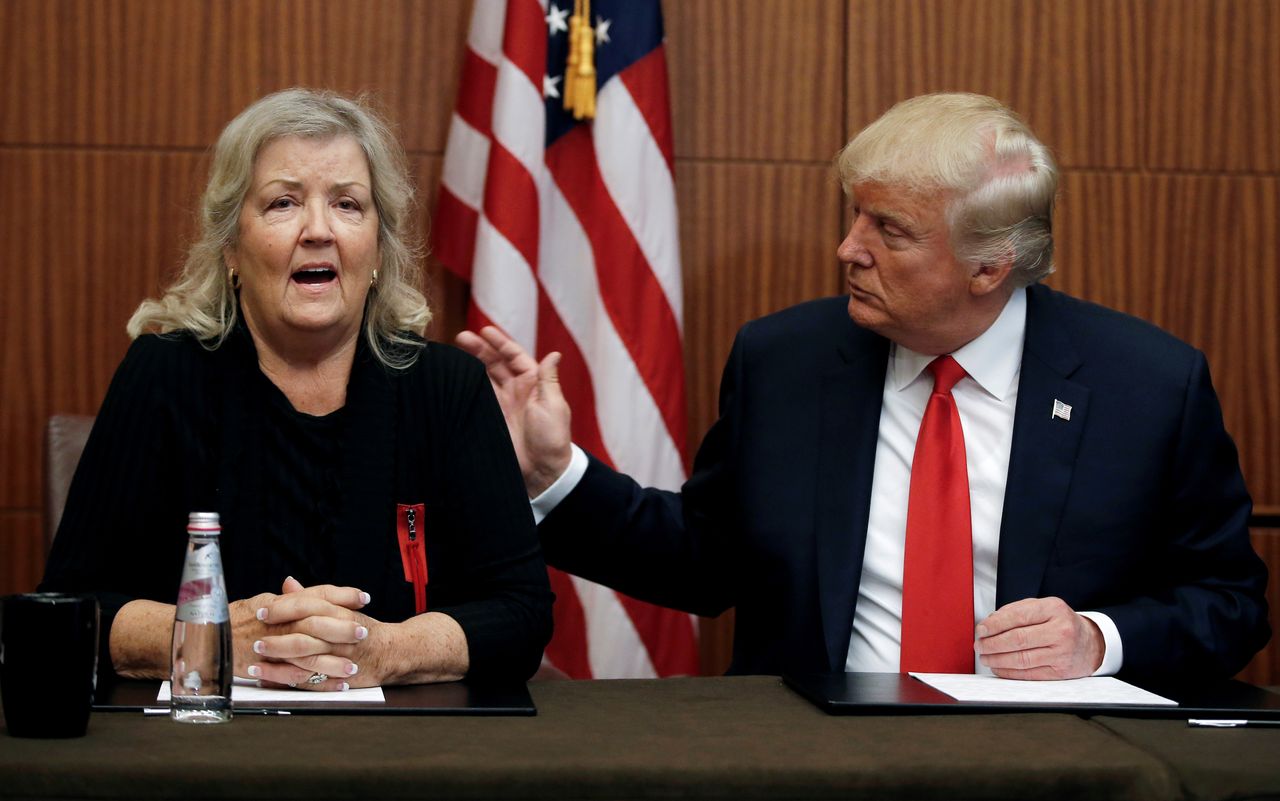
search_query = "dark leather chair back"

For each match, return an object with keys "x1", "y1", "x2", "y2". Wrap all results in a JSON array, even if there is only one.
[{"x1": 45, "y1": 414, "x2": 94, "y2": 552}]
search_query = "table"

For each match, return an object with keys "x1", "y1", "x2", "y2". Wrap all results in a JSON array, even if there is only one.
[{"x1": 2, "y1": 677, "x2": 1278, "y2": 800}]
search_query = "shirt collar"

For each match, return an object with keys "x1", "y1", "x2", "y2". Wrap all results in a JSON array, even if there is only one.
[{"x1": 888, "y1": 287, "x2": 1026, "y2": 401}]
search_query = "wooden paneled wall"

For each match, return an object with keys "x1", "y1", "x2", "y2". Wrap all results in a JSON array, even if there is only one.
[{"x1": 2, "y1": 0, "x2": 1276, "y2": 682}]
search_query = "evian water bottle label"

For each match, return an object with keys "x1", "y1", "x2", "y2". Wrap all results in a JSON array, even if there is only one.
[{"x1": 175, "y1": 542, "x2": 230, "y2": 623}]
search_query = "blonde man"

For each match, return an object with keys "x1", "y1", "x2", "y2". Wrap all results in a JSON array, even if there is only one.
[{"x1": 461, "y1": 93, "x2": 1268, "y2": 683}]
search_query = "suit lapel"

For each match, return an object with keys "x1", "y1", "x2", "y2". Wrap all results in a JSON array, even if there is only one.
[
  {"x1": 996, "y1": 286, "x2": 1089, "y2": 605},
  {"x1": 815, "y1": 330, "x2": 888, "y2": 671}
]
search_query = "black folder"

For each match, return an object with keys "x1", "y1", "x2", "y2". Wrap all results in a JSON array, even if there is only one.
[
  {"x1": 784, "y1": 672, "x2": 1280, "y2": 720},
  {"x1": 94, "y1": 679, "x2": 536, "y2": 716}
]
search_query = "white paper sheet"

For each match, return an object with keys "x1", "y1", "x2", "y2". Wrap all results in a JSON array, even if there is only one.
[
  {"x1": 158, "y1": 677, "x2": 385, "y2": 704},
  {"x1": 910, "y1": 672, "x2": 1177, "y2": 706}
]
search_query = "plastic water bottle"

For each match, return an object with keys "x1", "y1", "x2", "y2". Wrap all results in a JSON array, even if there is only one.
[{"x1": 170, "y1": 511, "x2": 232, "y2": 723}]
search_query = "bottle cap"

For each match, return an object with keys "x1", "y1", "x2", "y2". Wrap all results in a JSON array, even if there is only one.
[{"x1": 187, "y1": 511, "x2": 221, "y2": 534}]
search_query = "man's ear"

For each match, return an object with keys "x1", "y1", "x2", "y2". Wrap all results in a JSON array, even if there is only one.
[{"x1": 970, "y1": 256, "x2": 1014, "y2": 297}]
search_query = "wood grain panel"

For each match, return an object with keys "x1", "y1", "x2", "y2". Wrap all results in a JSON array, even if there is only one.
[
  {"x1": 0, "y1": 153, "x2": 49, "y2": 510},
  {"x1": 849, "y1": 0, "x2": 1144, "y2": 169},
  {"x1": 38, "y1": 152, "x2": 209, "y2": 420},
  {"x1": 1231, "y1": 179, "x2": 1280, "y2": 510},
  {"x1": 236, "y1": 0, "x2": 470, "y2": 155},
  {"x1": 1236, "y1": 528, "x2": 1279, "y2": 686},
  {"x1": 0, "y1": 0, "x2": 238, "y2": 148},
  {"x1": 1146, "y1": 0, "x2": 1280, "y2": 172},
  {"x1": 1052, "y1": 172, "x2": 1158, "y2": 330},
  {"x1": 677, "y1": 161, "x2": 844, "y2": 446},
  {"x1": 1145, "y1": 175, "x2": 1279, "y2": 509},
  {"x1": 0, "y1": 513, "x2": 45, "y2": 596},
  {"x1": 664, "y1": 0, "x2": 844, "y2": 161},
  {"x1": 0, "y1": 0, "x2": 467, "y2": 151},
  {"x1": 1054, "y1": 172, "x2": 1279, "y2": 509}
]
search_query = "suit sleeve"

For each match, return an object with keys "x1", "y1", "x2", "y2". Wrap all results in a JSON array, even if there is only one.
[
  {"x1": 537, "y1": 328, "x2": 752, "y2": 618},
  {"x1": 1100, "y1": 351, "x2": 1270, "y2": 680}
]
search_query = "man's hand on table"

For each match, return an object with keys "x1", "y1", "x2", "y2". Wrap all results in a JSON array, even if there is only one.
[{"x1": 974, "y1": 596, "x2": 1104, "y2": 680}]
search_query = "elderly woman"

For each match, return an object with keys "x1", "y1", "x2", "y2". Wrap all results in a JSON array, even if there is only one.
[{"x1": 40, "y1": 89, "x2": 552, "y2": 689}]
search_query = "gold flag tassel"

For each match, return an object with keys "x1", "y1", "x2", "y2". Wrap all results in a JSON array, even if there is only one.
[
  {"x1": 564, "y1": 0, "x2": 596, "y2": 120},
  {"x1": 563, "y1": 0, "x2": 582, "y2": 113}
]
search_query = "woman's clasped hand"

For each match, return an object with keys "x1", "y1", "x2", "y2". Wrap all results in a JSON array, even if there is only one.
[
  {"x1": 233, "y1": 577, "x2": 370, "y2": 691},
  {"x1": 229, "y1": 576, "x2": 473, "y2": 690}
]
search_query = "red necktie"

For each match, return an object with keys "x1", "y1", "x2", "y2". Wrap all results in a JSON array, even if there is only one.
[{"x1": 900, "y1": 355, "x2": 975, "y2": 673}]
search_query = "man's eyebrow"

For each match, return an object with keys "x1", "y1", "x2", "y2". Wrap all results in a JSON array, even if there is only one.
[
  {"x1": 878, "y1": 210, "x2": 914, "y2": 230},
  {"x1": 858, "y1": 202, "x2": 917, "y2": 232}
]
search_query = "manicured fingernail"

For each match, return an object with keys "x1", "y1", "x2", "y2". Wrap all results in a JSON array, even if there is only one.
[
  {"x1": 256, "y1": 607, "x2": 268, "y2": 621},
  {"x1": 346, "y1": 663, "x2": 359, "y2": 676},
  {"x1": 253, "y1": 640, "x2": 265, "y2": 654},
  {"x1": 355, "y1": 626, "x2": 368, "y2": 640},
  {"x1": 341, "y1": 682, "x2": 350, "y2": 691},
  {"x1": 247, "y1": 665, "x2": 262, "y2": 678},
  {"x1": 359, "y1": 592, "x2": 371, "y2": 605}
]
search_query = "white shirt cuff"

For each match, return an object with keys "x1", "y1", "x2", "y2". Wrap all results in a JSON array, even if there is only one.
[
  {"x1": 529, "y1": 444, "x2": 589, "y2": 525},
  {"x1": 1079, "y1": 611, "x2": 1123, "y2": 676}
]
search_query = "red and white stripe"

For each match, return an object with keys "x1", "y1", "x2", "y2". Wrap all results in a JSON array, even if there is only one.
[{"x1": 435, "y1": 0, "x2": 699, "y2": 678}]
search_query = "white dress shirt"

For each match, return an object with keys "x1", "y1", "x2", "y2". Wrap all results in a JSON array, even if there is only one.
[
  {"x1": 845, "y1": 289, "x2": 1120, "y2": 675},
  {"x1": 535, "y1": 288, "x2": 1122, "y2": 675}
]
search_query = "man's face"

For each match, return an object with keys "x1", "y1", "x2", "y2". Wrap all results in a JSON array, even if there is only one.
[{"x1": 837, "y1": 181, "x2": 977, "y2": 355}]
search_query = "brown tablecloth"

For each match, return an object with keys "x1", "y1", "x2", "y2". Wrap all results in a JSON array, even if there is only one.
[
  {"x1": 1094, "y1": 715, "x2": 1280, "y2": 801},
  {"x1": 2, "y1": 675, "x2": 1264, "y2": 801}
]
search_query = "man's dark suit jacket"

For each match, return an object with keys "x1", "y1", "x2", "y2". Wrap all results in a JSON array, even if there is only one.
[{"x1": 539, "y1": 284, "x2": 1270, "y2": 681}]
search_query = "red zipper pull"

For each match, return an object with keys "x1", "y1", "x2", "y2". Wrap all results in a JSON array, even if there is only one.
[{"x1": 396, "y1": 503, "x2": 428, "y2": 614}]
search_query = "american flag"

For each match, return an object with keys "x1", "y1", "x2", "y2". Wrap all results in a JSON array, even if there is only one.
[{"x1": 433, "y1": 0, "x2": 699, "y2": 678}]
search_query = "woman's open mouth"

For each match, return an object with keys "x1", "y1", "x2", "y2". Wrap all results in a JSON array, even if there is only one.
[{"x1": 292, "y1": 265, "x2": 337, "y2": 285}]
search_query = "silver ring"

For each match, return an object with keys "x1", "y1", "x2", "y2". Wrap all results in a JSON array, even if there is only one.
[{"x1": 305, "y1": 672, "x2": 329, "y2": 686}]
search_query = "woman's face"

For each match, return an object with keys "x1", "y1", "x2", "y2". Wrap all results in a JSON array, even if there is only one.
[{"x1": 228, "y1": 134, "x2": 379, "y2": 356}]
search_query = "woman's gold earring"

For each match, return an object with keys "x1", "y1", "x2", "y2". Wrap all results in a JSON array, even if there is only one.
[
  {"x1": 370, "y1": 269, "x2": 379, "y2": 288},
  {"x1": 227, "y1": 268, "x2": 240, "y2": 289}
]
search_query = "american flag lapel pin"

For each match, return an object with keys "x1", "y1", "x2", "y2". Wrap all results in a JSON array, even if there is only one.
[{"x1": 1052, "y1": 399, "x2": 1072, "y2": 421}]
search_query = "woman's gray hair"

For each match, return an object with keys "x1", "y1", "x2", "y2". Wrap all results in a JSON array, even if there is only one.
[
  {"x1": 836, "y1": 92, "x2": 1058, "y2": 287},
  {"x1": 127, "y1": 88, "x2": 429, "y2": 368}
]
